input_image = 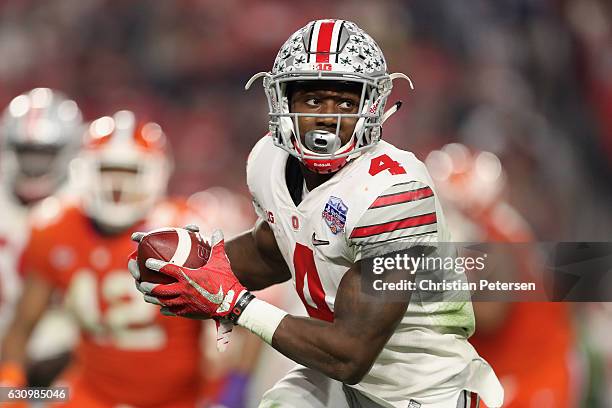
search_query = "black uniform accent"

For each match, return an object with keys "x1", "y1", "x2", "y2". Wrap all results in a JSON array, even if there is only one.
[{"x1": 285, "y1": 155, "x2": 305, "y2": 206}]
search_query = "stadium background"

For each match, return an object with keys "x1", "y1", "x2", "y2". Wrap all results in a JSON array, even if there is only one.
[{"x1": 1, "y1": 0, "x2": 612, "y2": 407}]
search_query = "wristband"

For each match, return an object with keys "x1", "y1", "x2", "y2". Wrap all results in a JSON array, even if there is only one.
[
  {"x1": 228, "y1": 291, "x2": 256, "y2": 324},
  {"x1": 235, "y1": 298, "x2": 288, "y2": 344}
]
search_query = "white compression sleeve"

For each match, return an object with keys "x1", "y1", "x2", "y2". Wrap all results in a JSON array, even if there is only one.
[{"x1": 236, "y1": 298, "x2": 288, "y2": 344}]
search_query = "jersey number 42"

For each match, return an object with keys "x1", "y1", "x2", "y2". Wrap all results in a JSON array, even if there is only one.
[{"x1": 65, "y1": 269, "x2": 166, "y2": 350}]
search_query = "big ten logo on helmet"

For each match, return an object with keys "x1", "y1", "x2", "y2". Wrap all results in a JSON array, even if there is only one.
[{"x1": 315, "y1": 63, "x2": 332, "y2": 71}]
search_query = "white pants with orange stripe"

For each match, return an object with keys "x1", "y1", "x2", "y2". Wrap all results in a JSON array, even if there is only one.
[{"x1": 258, "y1": 365, "x2": 483, "y2": 408}]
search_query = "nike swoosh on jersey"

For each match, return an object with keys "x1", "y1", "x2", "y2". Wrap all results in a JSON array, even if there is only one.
[
  {"x1": 180, "y1": 270, "x2": 224, "y2": 304},
  {"x1": 312, "y1": 232, "x2": 330, "y2": 246}
]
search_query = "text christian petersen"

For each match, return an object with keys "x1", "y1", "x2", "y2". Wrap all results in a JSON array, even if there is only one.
[{"x1": 370, "y1": 253, "x2": 537, "y2": 292}]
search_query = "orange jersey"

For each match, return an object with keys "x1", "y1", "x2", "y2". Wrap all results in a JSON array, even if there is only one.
[
  {"x1": 462, "y1": 204, "x2": 576, "y2": 408},
  {"x1": 21, "y1": 197, "x2": 203, "y2": 407}
]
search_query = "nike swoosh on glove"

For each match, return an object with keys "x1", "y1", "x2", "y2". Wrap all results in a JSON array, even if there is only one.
[{"x1": 137, "y1": 229, "x2": 249, "y2": 321}]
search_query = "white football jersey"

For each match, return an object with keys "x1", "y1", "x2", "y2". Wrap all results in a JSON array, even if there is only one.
[
  {"x1": 0, "y1": 184, "x2": 78, "y2": 360},
  {"x1": 0, "y1": 186, "x2": 29, "y2": 337},
  {"x1": 247, "y1": 136, "x2": 502, "y2": 407}
]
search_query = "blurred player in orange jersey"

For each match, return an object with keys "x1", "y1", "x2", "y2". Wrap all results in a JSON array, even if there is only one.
[
  {"x1": 0, "y1": 88, "x2": 83, "y2": 387},
  {"x1": 0, "y1": 110, "x2": 208, "y2": 407},
  {"x1": 426, "y1": 143, "x2": 579, "y2": 408}
]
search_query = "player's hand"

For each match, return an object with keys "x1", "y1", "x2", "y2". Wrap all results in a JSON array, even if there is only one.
[
  {"x1": 127, "y1": 230, "x2": 146, "y2": 280},
  {"x1": 136, "y1": 230, "x2": 249, "y2": 320}
]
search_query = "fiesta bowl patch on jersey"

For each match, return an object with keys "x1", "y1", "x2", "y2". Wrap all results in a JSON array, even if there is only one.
[{"x1": 322, "y1": 196, "x2": 348, "y2": 234}]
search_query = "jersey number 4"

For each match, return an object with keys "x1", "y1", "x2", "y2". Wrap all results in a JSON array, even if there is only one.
[
  {"x1": 293, "y1": 244, "x2": 334, "y2": 322},
  {"x1": 369, "y1": 154, "x2": 406, "y2": 176}
]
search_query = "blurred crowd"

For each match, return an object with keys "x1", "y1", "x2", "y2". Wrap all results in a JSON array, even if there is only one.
[
  {"x1": 0, "y1": 0, "x2": 610, "y2": 240},
  {"x1": 1, "y1": 0, "x2": 612, "y2": 407}
]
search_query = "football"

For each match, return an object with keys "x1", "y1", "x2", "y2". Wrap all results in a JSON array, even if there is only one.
[{"x1": 136, "y1": 226, "x2": 211, "y2": 284}]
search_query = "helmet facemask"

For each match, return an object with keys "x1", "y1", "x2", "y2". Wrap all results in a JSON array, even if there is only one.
[
  {"x1": 269, "y1": 74, "x2": 392, "y2": 173},
  {"x1": 9, "y1": 143, "x2": 67, "y2": 203},
  {"x1": 91, "y1": 162, "x2": 164, "y2": 231},
  {"x1": 0, "y1": 88, "x2": 83, "y2": 204}
]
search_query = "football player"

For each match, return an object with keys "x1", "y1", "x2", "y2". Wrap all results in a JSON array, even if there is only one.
[
  {"x1": 0, "y1": 88, "x2": 83, "y2": 385},
  {"x1": 131, "y1": 20, "x2": 504, "y2": 408},
  {"x1": 426, "y1": 144, "x2": 578, "y2": 407},
  {"x1": 0, "y1": 111, "x2": 204, "y2": 407}
]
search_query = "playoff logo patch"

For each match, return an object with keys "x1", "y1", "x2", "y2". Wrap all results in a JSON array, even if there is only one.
[{"x1": 322, "y1": 196, "x2": 348, "y2": 234}]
